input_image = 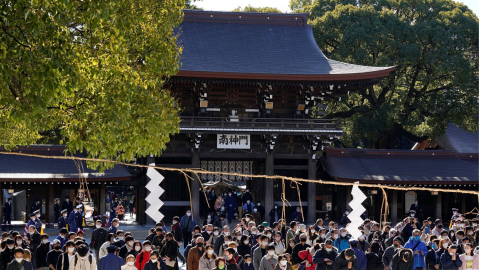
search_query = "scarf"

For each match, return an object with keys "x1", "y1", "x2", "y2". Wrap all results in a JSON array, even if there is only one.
[
  {"x1": 278, "y1": 263, "x2": 287, "y2": 270},
  {"x1": 17, "y1": 260, "x2": 25, "y2": 270},
  {"x1": 172, "y1": 223, "x2": 180, "y2": 231}
]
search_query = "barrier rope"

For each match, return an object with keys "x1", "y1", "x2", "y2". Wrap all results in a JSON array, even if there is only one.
[{"x1": 0, "y1": 151, "x2": 476, "y2": 196}]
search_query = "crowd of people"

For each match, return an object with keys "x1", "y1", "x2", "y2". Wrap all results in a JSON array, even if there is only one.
[{"x1": 0, "y1": 190, "x2": 478, "y2": 270}]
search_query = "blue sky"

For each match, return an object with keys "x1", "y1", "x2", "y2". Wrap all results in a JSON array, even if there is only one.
[{"x1": 195, "y1": 0, "x2": 479, "y2": 15}]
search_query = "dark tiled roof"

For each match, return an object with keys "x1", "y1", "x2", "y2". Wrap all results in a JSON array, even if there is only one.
[
  {"x1": 175, "y1": 11, "x2": 395, "y2": 81},
  {"x1": 321, "y1": 148, "x2": 478, "y2": 184},
  {"x1": 0, "y1": 153, "x2": 131, "y2": 182},
  {"x1": 435, "y1": 123, "x2": 479, "y2": 154}
]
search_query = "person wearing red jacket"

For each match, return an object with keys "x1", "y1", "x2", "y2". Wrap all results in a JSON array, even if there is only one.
[
  {"x1": 298, "y1": 243, "x2": 321, "y2": 270},
  {"x1": 136, "y1": 241, "x2": 153, "y2": 270}
]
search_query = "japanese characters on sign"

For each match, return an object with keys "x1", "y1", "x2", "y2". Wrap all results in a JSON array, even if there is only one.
[{"x1": 217, "y1": 134, "x2": 250, "y2": 149}]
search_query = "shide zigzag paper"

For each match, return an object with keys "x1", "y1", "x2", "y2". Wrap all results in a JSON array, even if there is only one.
[{"x1": 146, "y1": 164, "x2": 165, "y2": 222}]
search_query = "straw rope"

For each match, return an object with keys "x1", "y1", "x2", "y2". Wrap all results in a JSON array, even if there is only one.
[{"x1": 0, "y1": 151, "x2": 477, "y2": 196}]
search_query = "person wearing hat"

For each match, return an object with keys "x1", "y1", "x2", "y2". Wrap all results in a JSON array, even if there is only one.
[
  {"x1": 382, "y1": 236, "x2": 404, "y2": 270},
  {"x1": 349, "y1": 239, "x2": 367, "y2": 270},
  {"x1": 98, "y1": 245, "x2": 124, "y2": 270},
  {"x1": 450, "y1": 208, "x2": 461, "y2": 228},
  {"x1": 67, "y1": 206, "x2": 79, "y2": 232},
  {"x1": 409, "y1": 199, "x2": 421, "y2": 219},
  {"x1": 30, "y1": 198, "x2": 41, "y2": 216},
  {"x1": 2, "y1": 197, "x2": 13, "y2": 231},
  {"x1": 91, "y1": 219, "x2": 108, "y2": 263},
  {"x1": 58, "y1": 209, "x2": 68, "y2": 232},
  {"x1": 69, "y1": 244, "x2": 96, "y2": 270},
  {"x1": 46, "y1": 238, "x2": 62, "y2": 270},
  {"x1": 0, "y1": 238, "x2": 16, "y2": 269},
  {"x1": 74, "y1": 205, "x2": 84, "y2": 231},
  {"x1": 26, "y1": 211, "x2": 41, "y2": 233},
  {"x1": 62, "y1": 195, "x2": 73, "y2": 216}
]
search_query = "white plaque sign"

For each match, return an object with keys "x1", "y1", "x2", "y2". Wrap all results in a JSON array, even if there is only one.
[{"x1": 217, "y1": 134, "x2": 250, "y2": 149}]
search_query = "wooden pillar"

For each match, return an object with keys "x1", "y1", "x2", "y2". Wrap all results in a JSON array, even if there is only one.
[
  {"x1": 191, "y1": 151, "x2": 200, "y2": 222},
  {"x1": 47, "y1": 183, "x2": 54, "y2": 224},
  {"x1": 100, "y1": 183, "x2": 106, "y2": 224},
  {"x1": 436, "y1": 192, "x2": 442, "y2": 222},
  {"x1": 264, "y1": 152, "x2": 274, "y2": 220},
  {"x1": 461, "y1": 193, "x2": 466, "y2": 214},
  {"x1": 391, "y1": 190, "x2": 398, "y2": 225},
  {"x1": 307, "y1": 158, "x2": 317, "y2": 224}
]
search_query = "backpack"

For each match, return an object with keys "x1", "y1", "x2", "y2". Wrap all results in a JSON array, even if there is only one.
[{"x1": 74, "y1": 254, "x2": 92, "y2": 266}]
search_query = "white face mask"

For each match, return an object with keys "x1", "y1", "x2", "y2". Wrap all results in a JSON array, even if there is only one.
[
  {"x1": 214, "y1": 231, "x2": 219, "y2": 236},
  {"x1": 96, "y1": 225, "x2": 101, "y2": 229},
  {"x1": 237, "y1": 236, "x2": 242, "y2": 240},
  {"x1": 128, "y1": 261, "x2": 135, "y2": 266},
  {"x1": 16, "y1": 240, "x2": 22, "y2": 245},
  {"x1": 443, "y1": 243, "x2": 449, "y2": 248},
  {"x1": 311, "y1": 230, "x2": 316, "y2": 234},
  {"x1": 128, "y1": 241, "x2": 134, "y2": 246},
  {"x1": 15, "y1": 258, "x2": 23, "y2": 263},
  {"x1": 114, "y1": 224, "x2": 119, "y2": 228},
  {"x1": 341, "y1": 232, "x2": 347, "y2": 237},
  {"x1": 442, "y1": 236, "x2": 448, "y2": 240},
  {"x1": 321, "y1": 234, "x2": 326, "y2": 238},
  {"x1": 325, "y1": 247, "x2": 332, "y2": 252},
  {"x1": 7, "y1": 245, "x2": 14, "y2": 249},
  {"x1": 267, "y1": 234, "x2": 272, "y2": 238},
  {"x1": 246, "y1": 218, "x2": 250, "y2": 222},
  {"x1": 42, "y1": 239, "x2": 49, "y2": 244},
  {"x1": 251, "y1": 231, "x2": 257, "y2": 235},
  {"x1": 187, "y1": 212, "x2": 191, "y2": 216},
  {"x1": 262, "y1": 241, "x2": 268, "y2": 246},
  {"x1": 332, "y1": 234, "x2": 338, "y2": 239},
  {"x1": 247, "y1": 201, "x2": 250, "y2": 204},
  {"x1": 36, "y1": 214, "x2": 41, "y2": 218},
  {"x1": 244, "y1": 240, "x2": 249, "y2": 245},
  {"x1": 449, "y1": 252, "x2": 454, "y2": 256},
  {"x1": 268, "y1": 251, "x2": 275, "y2": 256},
  {"x1": 144, "y1": 246, "x2": 151, "y2": 252},
  {"x1": 68, "y1": 247, "x2": 75, "y2": 253},
  {"x1": 151, "y1": 259, "x2": 158, "y2": 263},
  {"x1": 465, "y1": 248, "x2": 472, "y2": 254},
  {"x1": 172, "y1": 221, "x2": 177, "y2": 225},
  {"x1": 253, "y1": 209, "x2": 257, "y2": 212},
  {"x1": 118, "y1": 236, "x2": 124, "y2": 240},
  {"x1": 135, "y1": 246, "x2": 141, "y2": 251},
  {"x1": 280, "y1": 260, "x2": 287, "y2": 266},
  {"x1": 208, "y1": 250, "x2": 214, "y2": 255}
]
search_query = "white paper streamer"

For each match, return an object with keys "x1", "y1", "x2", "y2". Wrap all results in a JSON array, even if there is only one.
[
  {"x1": 345, "y1": 182, "x2": 367, "y2": 239},
  {"x1": 146, "y1": 164, "x2": 165, "y2": 222}
]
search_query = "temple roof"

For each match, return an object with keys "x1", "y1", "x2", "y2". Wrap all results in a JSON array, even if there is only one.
[
  {"x1": 175, "y1": 11, "x2": 395, "y2": 81},
  {"x1": 321, "y1": 148, "x2": 478, "y2": 184},
  {"x1": 435, "y1": 123, "x2": 479, "y2": 154}
]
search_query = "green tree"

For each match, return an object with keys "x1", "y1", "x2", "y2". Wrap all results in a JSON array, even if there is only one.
[
  {"x1": 309, "y1": 0, "x2": 478, "y2": 148},
  {"x1": 232, "y1": 5, "x2": 283, "y2": 13},
  {"x1": 289, "y1": 0, "x2": 315, "y2": 13},
  {"x1": 0, "y1": 0, "x2": 185, "y2": 169},
  {"x1": 186, "y1": 0, "x2": 203, "y2": 10}
]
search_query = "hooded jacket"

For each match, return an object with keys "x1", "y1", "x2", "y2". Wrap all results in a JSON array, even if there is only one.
[
  {"x1": 404, "y1": 236, "x2": 428, "y2": 269},
  {"x1": 440, "y1": 249, "x2": 462, "y2": 270},
  {"x1": 392, "y1": 249, "x2": 414, "y2": 270},
  {"x1": 298, "y1": 247, "x2": 317, "y2": 270}
]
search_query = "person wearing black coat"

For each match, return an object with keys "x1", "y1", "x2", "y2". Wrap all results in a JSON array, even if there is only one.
[
  {"x1": 46, "y1": 240, "x2": 62, "y2": 270},
  {"x1": 30, "y1": 199, "x2": 40, "y2": 215},
  {"x1": 312, "y1": 240, "x2": 338, "y2": 270},
  {"x1": 56, "y1": 241, "x2": 76, "y2": 270},
  {"x1": 269, "y1": 206, "x2": 281, "y2": 227},
  {"x1": 161, "y1": 234, "x2": 179, "y2": 270},
  {"x1": 6, "y1": 248, "x2": 34, "y2": 270},
  {"x1": 237, "y1": 236, "x2": 251, "y2": 257},
  {"x1": 36, "y1": 236, "x2": 52, "y2": 269},
  {"x1": 426, "y1": 240, "x2": 441, "y2": 270},
  {"x1": 335, "y1": 249, "x2": 358, "y2": 270},
  {"x1": 54, "y1": 198, "x2": 61, "y2": 223},
  {"x1": 171, "y1": 217, "x2": 183, "y2": 245},
  {"x1": 91, "y1": 220, "x2": 108, "y2": 262},
  {"x1": 292, "y1": 236, "x2": 310, "y2": 265},
  {"x1": 62, "y1": 196, "x2": 73, "y2": 216},
  {"x1": 144, "y1": 251, "x2": 168, "y2": 270},
  {"x1": 2, "y1": 198, "x2": 12, "y2": 231},
  {"x1": 58, "y1": 210, "x2": 68, "y2": 232},
  {"x1": 391, "y1": 248, "x2": 414, "y2": 270},
  {"x1": 439, "y1": 246, "x2": 462, "y2": 270},
  {"x1": 1, "y1": 239, "x2": 16, "y2": 270},
  {"x1": 25, "y1": 226, "x2": 41, "y2": 269},
  {"x1": 365, "y1": 242, "x2": 383, "y2": 270}
]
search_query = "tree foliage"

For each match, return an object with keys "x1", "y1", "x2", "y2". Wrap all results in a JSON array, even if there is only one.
[
  {"x1": 0, "y1": 0, "x2": 185, "y2": 169},
  {"x1": 306, "y1": 0, "x2": 478, "y2": 148},
  {"x1": 232, "y1": 5, "x2": 283, "y2": 13}
]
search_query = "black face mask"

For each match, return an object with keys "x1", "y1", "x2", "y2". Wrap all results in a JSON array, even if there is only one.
[
  {"x1": 300, "y1": 238, "x2": 307, "y2": 243},
  {"x1": 394, "y1": 244, "x2": 400, "y2": 248},
  {"x1": 197, "y1": 243, "x2": 204, "y2": 248},
  {"x1": 54, "y1": 246, "x2": 61, "y2": 250}
]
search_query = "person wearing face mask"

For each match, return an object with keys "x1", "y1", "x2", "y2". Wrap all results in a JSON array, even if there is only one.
[
  {"x1": 335, "y1": 248, "x2": 358, "y2": 270},
  {"x1": 241, "y1": 189, "x2": 253, "y2": 205},
  {"x1": 292, "y1": 233, "x2": 311, "y2": 267},
  {"x1": 112, "y1": 231, "x2": 126, "y2": 249},
  {"x1": 90, "y1": 219, "x2": 108, "y2": 263},
  {"x1": 62, "y1": 195, "x2": 73, "y2": 216},
  {"x1": 46, "y1": 239, "x2": 63, "y2": 270},
  {"x1": 5, "y1": 248, "x2": 34, "y2": 270},
  {"x1": 199, "y1": 244, "x2": 217, "y2": 270},
  {"x1": 440, "y1": 245, "x2": 462, "y2": 270},
  {"x1": 299, "y1": 243, "x2": 321, "y2": 270},
  {"x1": 340, "y1": 210, "x2": 351, "y2": 227},
  {"x1": 242, "y1": 254, "x2": 255, "y2": 270},
  {"x1": 243, "y1": 200, "x2": 255, "y2": 216},
  {"x1": 268, "y1": 205, "x2": 281, "y2": 227},
  {"x1": 312, "y1": 239, "x2": 337, "y2": 270},
  {"x1": 14, "y1": 235, "x2": 29, "y2": 249},
  {"x1": 238, "y1": 235, "x2": 252, "y2": 257},
  {"x1": 67, "y1": 207, "x2": 79, "y2": 233},
  {"x1": 272, "y1": 232, "x2": 285, "y2": 255},
  {"x1": 25, "y1": 225, "x2": 41, "y2": 268},
  {"x1": 58, "y1": 210, "x2": 68, "y2": 232},
  {"x1": 291, "y1": 207, "x2": 303, "y2": 224},
  {"x1": 119, "y1": 236, "x2": 135, "y2": 259},
  {"x1": 122, "y1": 254, "x2": 138, "y2": 270},
  {"x1": 214, "y1": 226, "x2": 231, "y2": 255},
  {"x1": 36, "y1": 233, "x2": 52, "y2": 270},
  {"x1": 180, "y1": 210, "x2": 198, "y2": 249},
  {"x1": 98, "y1": 245, "x2": 126, "y2": 270},
  {"x1": 258, "y1": 245, "x2": 277, "y2": 270},
  {"x1": 109, "y1": 218, "x2": 120, "y2": 235},
  {"x1": 365, "y1": 242, "x2": 383, "y2": 270},
  {"x1": 356, "y1": 234, "x2": 370, "y2": 253},
  {"x1": 334, "y1": 228, "x2": 350, "y2": 253},
  {"x1": 74, "y1": 205, "x2": 84, "y2": 231},
  {"x1": 273, "y1": 254, "x2": 291, "y2": 270},
  {"x1": 1, "y1": 238, "x2": 16, "y2": 270},
  {"x1": 426, "y1": 239, "x2": 441, "y2": 270},
  {"x1": 404, "y1": 229, "x2": 428, "y2": 270},
  {"x1": 68, "y1": 244, "x2": 96, "y2": 270},
  {"x1": 451, "y1": 208, "x2": 461, "y2": 224},
  {"x1": 26, "y1": 211, "x2": 42, "y2": 233},
  {"x1": 188, "y1": 237, "x2": 205, "y2": 270},
  {"x1": 348, "y1": 240, "x2": 366, "y2": 270},
  {"x1": 253, "y1": 236, "x2": 270, "y2": 270},
  {"x1": 56, "y1": 241, "x2": 75, "y2": 270},
  {"x1": 459, "y1": 243, "x2": 478, "y2": 270},
  {"x1": 99, "y1": 233, "x2": 115, "y2": 259},
  {"x1": 135, "y1": 241, "x2": 153, "y2": 270},
  {"x1": 162, "y1": 232, "x2": 180, "y2": 270},
  {"x1": 382, "y1": 237, "x2": 403, "y2": 270},
  {"x1": 306, "y1": 225, "x2": 319, "y2": 246},
  {"x1": 391, "y1": 248, "x2": 413, "y2": 270}
]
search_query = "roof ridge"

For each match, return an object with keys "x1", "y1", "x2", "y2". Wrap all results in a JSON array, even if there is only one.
[{"x1": 183, "y1": 10, "x2": 309, "y2": 26}]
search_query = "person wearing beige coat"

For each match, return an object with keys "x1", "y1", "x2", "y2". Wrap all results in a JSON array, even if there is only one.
[{"x1": 199, "y1": 246, "x2": 217, "y2": 270}]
